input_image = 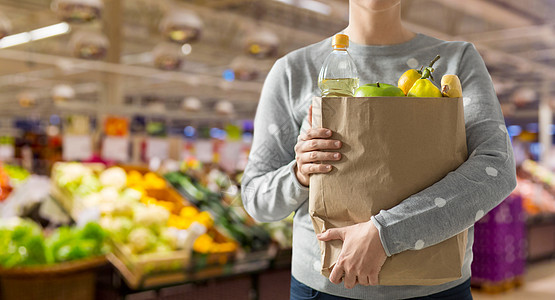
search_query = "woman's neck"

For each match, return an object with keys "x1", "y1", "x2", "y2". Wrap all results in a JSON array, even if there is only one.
[{"x1": 344, "y1": 1, "x2": 415, "y2": 45}]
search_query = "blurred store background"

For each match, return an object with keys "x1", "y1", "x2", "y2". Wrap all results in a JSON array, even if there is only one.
[{"x1": 0, "y1": 0, "x2": 554, "y2": 299}]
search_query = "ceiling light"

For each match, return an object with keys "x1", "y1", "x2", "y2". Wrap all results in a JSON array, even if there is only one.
[
  {"x1": 0, "y1": 22, "x2": 70, "y2": 49},
  {"x1": 153, "y1": 43, "x2": 184, "y2": 70},
  {"x1": 274, "y1": 0, "x2": 331, "y2": 15},
  {"x1": 182, "y1": 97, "x2": 202, "y2": 112},
  {"x1": 511, "y1": 88, "x2": 537, "y2": 108},
  {"x1": 298, "y1": 0, "x2": 331, "y2": 15},
  {"x1": 215, "y1": 100, "x2": 234, "y2": 115},
  {"x1": 244, "y1": 28, "x2": 279, "y2": 58},
  {"x1": 159, "y1": 9, "x2": 203, "y2": 44},
  {"x1": 70, "y1": 30, "x2": 109, "y2": 59},
  {"x1": 230, "y1": 56, "x2": 260, "y2": 81},
  {"x1": 52, "y1": 84, "x2": 76, "y2": 102},
  {"x1": 52, "y1": 0, "x2": 103, "y2": 23},
  {"x1": 0, "y1": 32, "x2": 31, "y2": 48},
  {"x1": 18, "y1": 92, "x2": 37, "y2": 108},
  {"x1": 274, "y1": 0, "x2": 294, "y2": 4},
  {"x1": 30, "y1": 22, "x2": 70, "y2": 40}
]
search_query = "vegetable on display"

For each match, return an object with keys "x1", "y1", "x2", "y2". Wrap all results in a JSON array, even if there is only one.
[{"x1": 0, "y1": 218, "x2": 108, "y2": 268}]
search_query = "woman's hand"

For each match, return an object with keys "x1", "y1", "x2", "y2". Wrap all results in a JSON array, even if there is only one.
[
  {"x1": 317, "y1": 221, "x2": 387, "y2": 289},
  {"x1": 294, "y1": 105, "x2": 342, "y2": 187}
]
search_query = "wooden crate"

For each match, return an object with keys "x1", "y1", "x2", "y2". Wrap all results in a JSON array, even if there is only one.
[
  {"x1": 108, "y1": 242, "x2": 192, "y2": 289},
  {"x1": 0, "y1": 256, "x2": 107, "y2": 300}
]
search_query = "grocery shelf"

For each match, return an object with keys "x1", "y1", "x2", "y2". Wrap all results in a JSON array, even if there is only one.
[
  {"x1": 106, "y1": 245, "x2": 285, "y2": 300},
  {"x1": 526, "y1": 213, "x2": 555, "y2": 226},
  {"x1": 526, "y1": 213, "x2": 555, "y2": 263},
  {"x1": 46, "y1": 165, "x2": 288, "y2": 298}
]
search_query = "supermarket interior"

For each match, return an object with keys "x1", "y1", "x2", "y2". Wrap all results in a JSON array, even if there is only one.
[{"x1": 0, "y1": 0, "x2": 555, "y2": 299}]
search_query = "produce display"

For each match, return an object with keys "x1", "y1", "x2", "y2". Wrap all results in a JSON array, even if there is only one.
[
  {"x1": 0, "y1": 159, "x2": 292, "y2": 290},
  {"x1": 261, "y1": 213, "x2": 293, "y2": 249},
  {"x1": 2, "y1": 164, "x2": 30, "y2": 186},
  {"x1": 126, "y1": 168, "x2": 237, "y2": 255},
  {"x1": 0, "y1": 164, "x2": 12, "y2": 202},
  {"x1": 165, "y1": 167, "x2": 272, "y2": 252},
  {"x1": 231, "y1": 170, "x2": 293, "y2": 249},
  {"x1": 168, "y1": 206, "x2": 237, "y2": 254},
  {"x1": 126, "y1": 170, "x2": 167, "y2": 190},
  {"x1": 104, "y1": 116, "x2": 129, "y2": 137},
  {"x1": 0, "y1": 175, "x2": 51, "y2": 219},
  {"x1": 98, "y1": 193, "x2": 178, "y2": 256},
  {"x1": 0, "y1": 163, "x2": 30, "y2": 202},
  {"x1": 0, "y1": 218, "x2": 107, "y2": 268},
  {"x1": 51, "y1": 163, "x2": 236, "y2": 258},
  {"x1": 517, "y1": 160, "x2": 555, "y2": 214}
]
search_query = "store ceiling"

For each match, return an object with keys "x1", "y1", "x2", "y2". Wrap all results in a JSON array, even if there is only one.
[{"x1": 0, "y1": 0, "x2": 553, "y2": 122}]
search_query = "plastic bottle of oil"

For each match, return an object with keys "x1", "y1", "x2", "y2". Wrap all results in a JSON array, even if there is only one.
[{"x1": 318, "y1": 34, "x2": 359, "y2": 97}]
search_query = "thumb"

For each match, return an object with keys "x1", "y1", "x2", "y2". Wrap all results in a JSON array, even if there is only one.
[{"x1": 317, "y1": 228, "x2": 344, "y2": 241}]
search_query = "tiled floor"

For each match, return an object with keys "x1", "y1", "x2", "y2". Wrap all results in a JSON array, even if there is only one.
[{"x1": 472, "y1": 259, "x2": 555, "y2": 300}]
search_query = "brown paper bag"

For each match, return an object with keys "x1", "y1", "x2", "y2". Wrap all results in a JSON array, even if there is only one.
[{"x1": 309, "y1": 96, "x2": 468, "y2": 286}]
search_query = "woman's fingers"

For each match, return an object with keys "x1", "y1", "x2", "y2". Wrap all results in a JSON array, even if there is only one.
[
  {"x1": 300, "y1": 163, "x2": 333, "y2": 175},
  {"x1": 357, "y1": 276, "x2": 371, "y2": 286},
  {"x1": 299, "y1": 151, "x2": 340, "y2": 163},
  {"x1": 317, "y1": 228, "x2": 345, "y2": 242},
  {"x1": 300, "y1": 128, "x2": 332, "y2": 141},
  {"x1": 344, "y1": 272, "x2": 357, "y2": 289},
  {"x1": 329, "y1": 263, "x2": 344, "y2": 285},
  {"x1": 369, "y1": 272, "x2": 379, "y2": 286},
  {"x1": 295, "y1": 112, "x2": 342, "y2": 182},
  {"x1": 301, "y1": 139, "x2": 341, "y2": 152}
]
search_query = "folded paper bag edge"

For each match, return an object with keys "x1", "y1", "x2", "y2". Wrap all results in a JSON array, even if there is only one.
[{"x1": 310, "y1": 212, "x2": 340, "y2": 279}]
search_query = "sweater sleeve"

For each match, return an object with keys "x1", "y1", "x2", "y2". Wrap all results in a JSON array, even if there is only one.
[
  {"x1": 372, "y1": 43, "x2": 517, "y2": 256},
  {"x1": 241, "y1": 56, "x2": 310, "y2": 223}
]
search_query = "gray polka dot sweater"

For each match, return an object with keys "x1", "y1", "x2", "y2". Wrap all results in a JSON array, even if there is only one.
[{"x1": 241, "y1": 34, "x2": 517, "y2": 299}]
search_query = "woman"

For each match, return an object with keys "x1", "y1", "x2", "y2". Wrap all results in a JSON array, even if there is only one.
[{"x1": 241, "y1": 0, "x2": 516, "y2": 299}]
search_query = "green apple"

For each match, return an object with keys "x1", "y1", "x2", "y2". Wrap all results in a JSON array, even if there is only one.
[{"x1": 354, "y1": 82, "x2": 405, "y2": 97}]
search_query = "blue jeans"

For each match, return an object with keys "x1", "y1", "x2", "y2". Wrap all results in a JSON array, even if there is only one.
[{"x1": 290, "y1": 276, "x2": 473, "y2": 300}]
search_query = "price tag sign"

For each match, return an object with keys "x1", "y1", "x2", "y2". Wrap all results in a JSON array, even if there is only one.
[
  {"x1": 63, "y1": 135, "x2": 92, "y2": 161},
  {"x1": 146, "y1": 138, "x2": 169, "y2": 160},
  {"x1": 102, "y1": 136, "x2": 129, "y2": 162},
  {"x1": 219, "y1": 141, "x2": 242, "y2": 173},
  {"x1": 181, "y1": 140, "x2": 194, "y2": 161},
  {"x1": 195, "y1": 140, "x2": 213, "y2": 163}
]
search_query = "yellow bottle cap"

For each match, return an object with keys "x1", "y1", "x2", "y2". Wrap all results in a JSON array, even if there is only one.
[{"x1": 332, "y1": 34, "x2": 349, "y2": 48}]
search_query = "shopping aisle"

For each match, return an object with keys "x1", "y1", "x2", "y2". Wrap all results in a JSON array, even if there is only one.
[{"x1": 472, "y1": 259, "x2": 555, "y2": 300}]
